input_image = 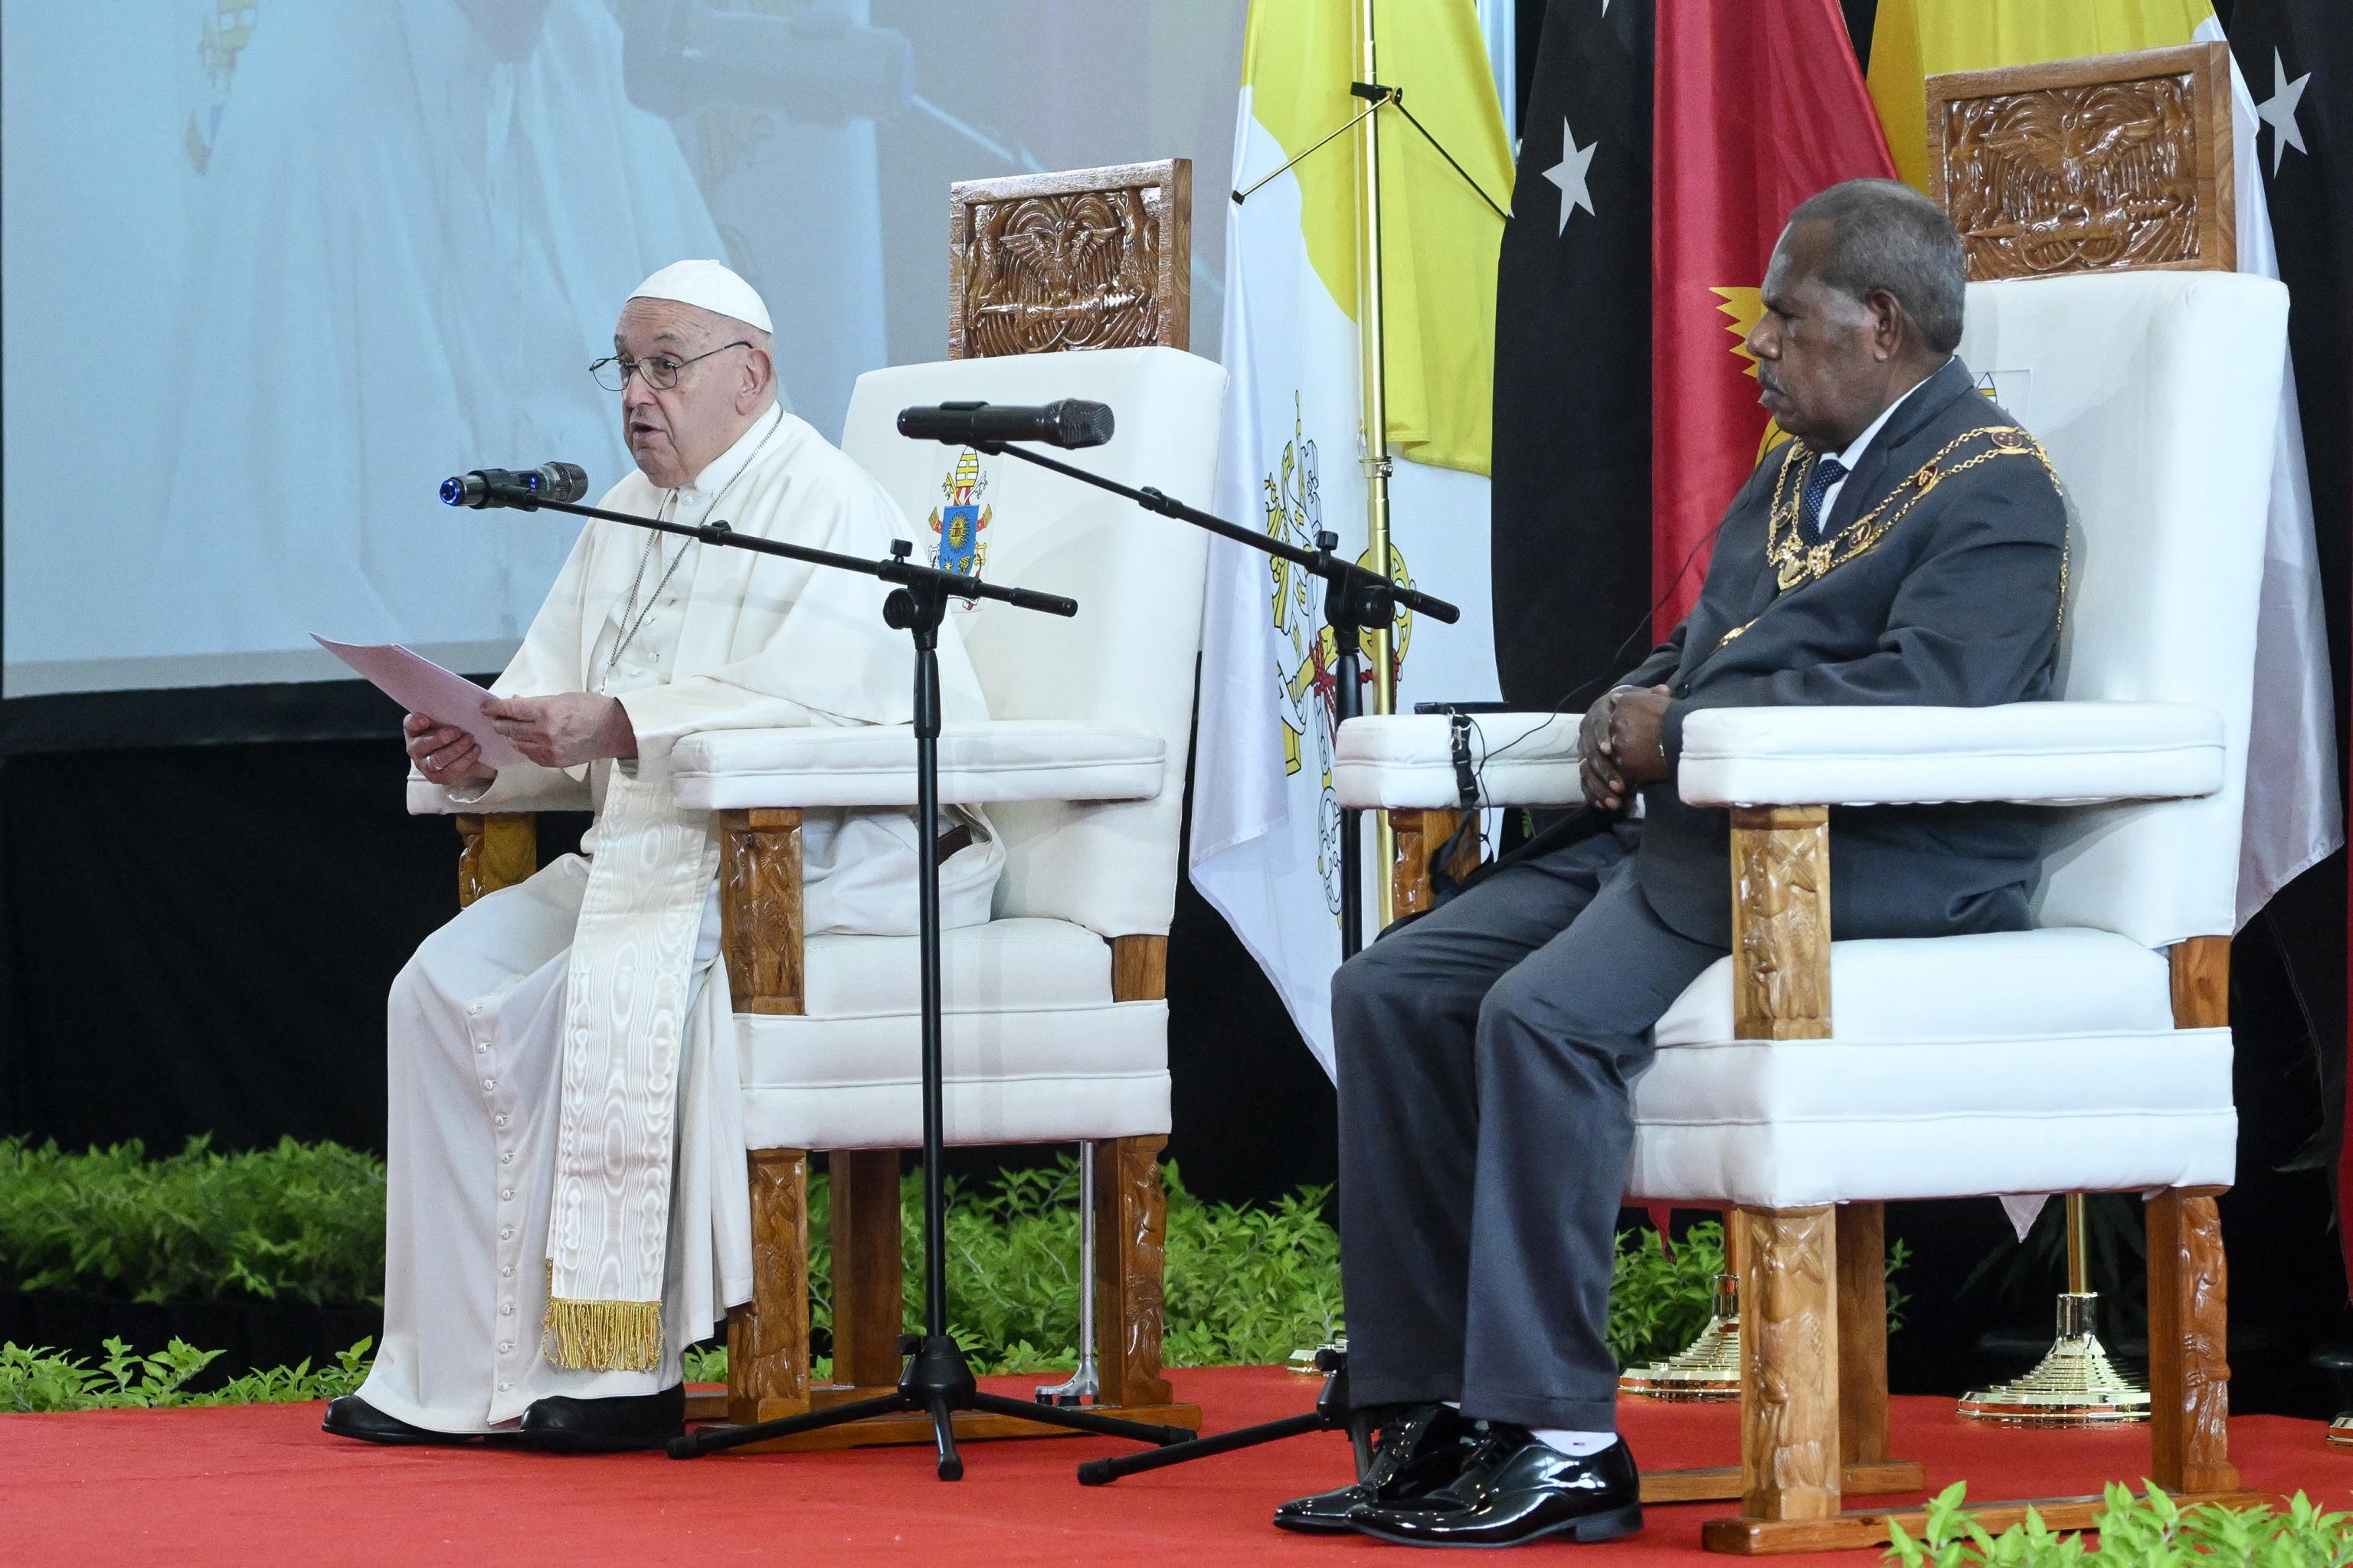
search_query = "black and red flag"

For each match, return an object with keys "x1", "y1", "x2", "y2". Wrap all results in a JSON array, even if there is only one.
[{"x1": 1488, "y1": 0, "x2": 1654, "y2": 711}]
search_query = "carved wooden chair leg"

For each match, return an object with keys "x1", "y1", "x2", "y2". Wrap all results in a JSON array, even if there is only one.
[
  {"x1": 1834, "y1": 1203, "x2": 1924, "y2": 1495},
  {"x1": 828, "y1": 1149, "x2": 906, "y2": 1394},
  {"x1": 728, "y1": 1148, "x2": 812, "y2": 1425},
  {"x1": 2147, "y1": 1186, "x2": 2240, "y2": 1496},
  {"x1": 1094, "y1": 1134, "x2": 1176, "y2": 1409}
]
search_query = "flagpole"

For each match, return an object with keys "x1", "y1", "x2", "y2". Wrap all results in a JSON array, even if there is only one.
[{"x1": 1357, "y1": 0, "x2": 1399, "y2": 931}]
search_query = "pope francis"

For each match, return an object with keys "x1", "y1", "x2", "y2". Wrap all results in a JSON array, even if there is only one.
[{"x1": 325, "y1": 261, "x2": 1003, "y2": 1452}]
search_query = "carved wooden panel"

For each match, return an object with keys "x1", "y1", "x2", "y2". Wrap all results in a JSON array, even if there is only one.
[
  {"x1": 719, "y1": 807, "x2": 804, "y2": 1015},
  {"x1": 1927, "y1": 43, "x2": 2234, "y2": 281},
  {"x1": 1110, "y1": 934, "x2": 1168, "y2": 1003},
  {"x1": 728, "y1": 1147, "x2": 810, "y2": 1424},
  {"x1": 1739, "y1": 1204, "x2": 1842, "y2": 1521},
  {"x1": 1730, "y1": 806, "x2": 1832, "y2": 1041},
  {"x1": 950, "y1": 159, "x2": 1191, "y2": 358},
  {"x1": 827, "y1": 1150, "x2": 906, "y2": 1390},
  {"x1": 1391, "y1": 807, "x2": 1482, "y2": 920},
  {"x1": 2148, "y1": 1186, "x2": 2237, "y2": 1494},
  {"x1": 2170, "y1": 935, "x2": 2230, "y2": 1030},
  {"x1": 1094, "y1": 1134, "x2": 1174, "y2": 1406},
  {"x1": 454, "y1": 813, "x2": 536, "y2": 908}
]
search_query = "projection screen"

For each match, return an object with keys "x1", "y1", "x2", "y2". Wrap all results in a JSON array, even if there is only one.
[{"x1": 1, "y1": 0, "x2": 1246, "y2": 702}]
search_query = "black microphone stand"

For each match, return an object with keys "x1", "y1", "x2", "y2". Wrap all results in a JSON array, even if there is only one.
[
  {"x1": 939, "y1": 439, "x2": 1459, "y2": 1486},
  {"x1": 466, "y1": 481, "x2": 1195, "y2": 1478}
]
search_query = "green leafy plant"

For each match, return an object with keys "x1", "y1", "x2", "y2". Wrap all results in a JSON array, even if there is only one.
[
  {"x1": 0, "y1": 1336, "x2": 375, "y2": 1413},
  {"x1": 0, "y1": 1136, "x2": 386, "y2": 1304},
  {"x1": 1887, "y1": 1482, "x2": 2353, "y2": 1568}
]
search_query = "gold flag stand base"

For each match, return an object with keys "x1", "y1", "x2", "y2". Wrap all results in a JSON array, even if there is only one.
[
  {"x1": 2326, "y1": 1415, "x2": 2353, "y2": 1450},
  {"x1": 1957, "y1": 1291, "x2": 2149, "y2": 1426},
  {"x1": 1619, "y1": 1273, "x2": 1742, "y2": 1402}
]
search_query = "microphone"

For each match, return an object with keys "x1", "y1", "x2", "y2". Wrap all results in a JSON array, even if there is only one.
[
  {"x1": 896, "y1": 399, "x2": 1114, "y2": 450},
  {"x1": 440, "y1": 462, "x2": 590, "y2": 509}
]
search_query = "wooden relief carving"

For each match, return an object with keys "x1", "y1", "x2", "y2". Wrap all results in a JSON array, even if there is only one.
[
  {"x1": 950, "y1": 159, "x2": 1191, "y2": 358},
  {"x1": 1730, "y1": 806, "x2": 1832, "y2": 1040},
  {"x1": 1391, "y1": 807, "x2": 1483, "y2": 920},
  {"x1": 455, "y1": 813, "x2": 536, "y2": 908},
  {"x1": 1094, "y1": 1134, "x2": 1174, "y2": 1406},
  {"x1": 2148, "y1": 1187, "x2": 2237, "y2": 1494},
  {"x1": 728, "y1": 1148, "x2": 811, "y2": 1424},
  {"x1": 1927, "y1": 44, "x2": 2234, "y2": 280},
  {"x1": 719, "y1": 807, "x2": 804, "y2": 1016},
  {"x1": 1739, "y1": 1205, "x2": 1842, "y2": 1521}
]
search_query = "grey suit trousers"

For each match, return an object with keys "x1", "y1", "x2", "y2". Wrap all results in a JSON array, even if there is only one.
[{"x1": 1334, "y1": 823, "x2": 1725, "y2": 1431}]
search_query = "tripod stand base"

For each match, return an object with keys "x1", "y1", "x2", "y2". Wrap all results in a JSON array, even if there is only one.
[{"x1": 702, "y1": 1385, "x2": 1201, "y2": 1455}]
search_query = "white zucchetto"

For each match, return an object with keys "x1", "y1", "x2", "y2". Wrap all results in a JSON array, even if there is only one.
[{"x1": 627, "y1": 259, "x2": 773, "y2": 335}]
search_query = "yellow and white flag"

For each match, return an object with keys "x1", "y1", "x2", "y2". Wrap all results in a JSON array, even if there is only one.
[
  {"x1": 1870, "y1": 0, "x2": 2342, "y2": 927},
  {"x1": 1190, "y1": 0, "x2": 1513, "y2": 1075}
]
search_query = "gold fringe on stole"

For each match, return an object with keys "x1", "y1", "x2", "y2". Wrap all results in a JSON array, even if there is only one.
[{"x1": 541, "y1": 1296, "x2": 665, "y2": 1373}]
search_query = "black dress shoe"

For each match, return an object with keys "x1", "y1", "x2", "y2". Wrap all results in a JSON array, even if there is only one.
[
  {"x1": 511, "y1": 1383, "x2": 686, "y2": 1453},
  {"x1": 1349, "y1": 1434, "x2": 1643, "y2": 1547},
  {"x1": 1273, "y1": 1403, "x2": 1483, "y2": 1534},
  {"x1": 321, "y1": 1394, "x2": 479, "y2": 1447}
]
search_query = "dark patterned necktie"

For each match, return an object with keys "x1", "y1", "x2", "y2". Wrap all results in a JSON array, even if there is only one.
[{"x1": 1799, "y1": 456, "x2": 1848, "y2": 543}]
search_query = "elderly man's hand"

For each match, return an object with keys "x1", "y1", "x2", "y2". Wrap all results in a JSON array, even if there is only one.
[
  {"x1": 1579, "y1": 685, "x2": 1674, "y2": 810},
  {"x1": 483, "y1": 693, "x2": 638, "y2": 769},
  {"x1": 405, "y1": 712, "x2": 496, "y2": 787}
]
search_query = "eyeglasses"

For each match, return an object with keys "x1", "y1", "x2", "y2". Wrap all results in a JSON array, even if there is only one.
[{"x1": 589, "y1": 340, "x2": 752, "y2": 393}]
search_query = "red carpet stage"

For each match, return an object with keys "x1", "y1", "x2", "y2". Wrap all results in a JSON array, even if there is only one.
[{"x1": 10, "y1": 1367, "x2": 2350, "y2": 1566}]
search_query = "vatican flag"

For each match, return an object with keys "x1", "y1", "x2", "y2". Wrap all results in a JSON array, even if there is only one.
[
  {"x1": 1189, "y1": 0, "x2": 1513, "y2": 1076},
  {"x1": 1869, "y1": 0, "x2": 2343, "y2": 928}
]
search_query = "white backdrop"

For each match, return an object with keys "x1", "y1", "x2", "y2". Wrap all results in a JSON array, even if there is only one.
[{"x1": 1, "y1": 0, "x2": 1249, "y2": 697}]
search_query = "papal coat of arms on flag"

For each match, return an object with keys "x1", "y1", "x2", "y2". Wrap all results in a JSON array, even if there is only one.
[{"x1": 926, "y1": 447, "x2": 992, "y2": 601}]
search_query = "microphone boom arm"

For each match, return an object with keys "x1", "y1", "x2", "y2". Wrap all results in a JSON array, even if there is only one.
[{"x1": 473, "y1": 484, "x2": 1078, "y2": 617}]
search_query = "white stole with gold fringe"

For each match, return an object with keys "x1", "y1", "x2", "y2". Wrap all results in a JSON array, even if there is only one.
[{"x1": 542, "y1": 765, "x2": 720, "y2": 1371}]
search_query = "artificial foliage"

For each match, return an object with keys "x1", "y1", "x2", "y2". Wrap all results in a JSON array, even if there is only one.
[
  {"x1": 0, "y1": 1136, "x2": 385, "y2": 1305},
  {"x1": 0, "y1": 1336, "x2": 374, "y2": 1413},
  {"x1": 1887, "y1": 1483, "x2": 2353, "y2": 1568}
]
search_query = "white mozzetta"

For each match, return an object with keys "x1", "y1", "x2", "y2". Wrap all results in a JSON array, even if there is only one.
[
  {"x1": 1676, "y1": 701, "x2": 2222, "y2": 807},
  {"x1": 671, "y1": 721, "x2": 1163, "y2": 810},
  {"x1": 1334, "y1": 711, "x2": 1584, "y2": 810}
]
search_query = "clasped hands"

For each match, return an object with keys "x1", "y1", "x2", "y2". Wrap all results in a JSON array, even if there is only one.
[
  {"x1": 1579, "y1": 685, "x2": 1672, "y2": 811},
  {"x1": 404, "y1": 693, "x2": 639, "y2": 786}
]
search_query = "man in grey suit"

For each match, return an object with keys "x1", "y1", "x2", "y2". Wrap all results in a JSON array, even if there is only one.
[{"x1": 1281, "y1": 180, "x2": 2069, "y2": 1548}]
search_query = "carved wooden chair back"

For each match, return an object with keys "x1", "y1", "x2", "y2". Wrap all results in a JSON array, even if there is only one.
[
  {"x1": 947, "y1": 159, "x2": 1192, "y2": 358},
  {"x1": 1926, "y1": 42, "x2": 2236, "y2": 281}
]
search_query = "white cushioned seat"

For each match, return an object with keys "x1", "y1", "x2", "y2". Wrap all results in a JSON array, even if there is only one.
[
  {"x1": 1628, "y1": 929, "x2": 2235, "y2": 1208},
  {"x1": 673, "y1": 721, "x2": 1163, "y2": 810},
  {"x1": 800, "y1": 917, "x2": 1111, "y2": 1018}
]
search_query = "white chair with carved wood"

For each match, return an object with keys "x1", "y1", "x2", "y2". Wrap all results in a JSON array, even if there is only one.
[
  {"x1": 664, "y1": 342, "x2": 1223, "y2": 1446},
  {"x1": 1337, "y1": 267, "x2": 2283, "y2": 1550}
]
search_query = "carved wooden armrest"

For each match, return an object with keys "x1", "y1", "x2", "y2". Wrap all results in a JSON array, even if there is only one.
[
  {"x1": 455, "y1": 813, "x2": 538, "y2": 908},
  {"x1": 718, "y1": 808, "x2": 805, "y2": 1014}
]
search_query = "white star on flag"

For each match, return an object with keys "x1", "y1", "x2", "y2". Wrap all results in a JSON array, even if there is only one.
[
  {"x1": 2256, "y1": 47, "x2": 2311, "y2": 176},
  {"x1": 1544, "y1": 119, "x2": 1597, "y2": 234}
]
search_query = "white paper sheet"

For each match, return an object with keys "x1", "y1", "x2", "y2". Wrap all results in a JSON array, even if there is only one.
[{"x1": 313, "y1": 635, "x2": 527, "y2": 768}]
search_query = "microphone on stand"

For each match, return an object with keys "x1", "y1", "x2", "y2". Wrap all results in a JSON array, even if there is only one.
[
  {"x1": 440, "y1": 462, "x2": 591, "y2": 508},
  {"x1": 896, "y1": 400, "x2": 1114, "y2": 450}
]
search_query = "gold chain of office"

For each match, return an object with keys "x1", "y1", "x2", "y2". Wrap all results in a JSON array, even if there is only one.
[{"x1": 1765, "y1": 425, "x2": 2063, "y2": 594}]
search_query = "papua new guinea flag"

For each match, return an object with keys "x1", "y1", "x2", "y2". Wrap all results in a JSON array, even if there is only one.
[
  {"x1": 1489, "y1": 0, "x2": 1655, "y2": 711},
  {"x1": 1651, "y1": 0, "x2": 1896, "y2": 630}
]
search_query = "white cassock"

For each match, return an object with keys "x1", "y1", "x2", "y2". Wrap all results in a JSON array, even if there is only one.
[{"x1": 359, "y1": 406, "x2": 1003, "y2": 1431}]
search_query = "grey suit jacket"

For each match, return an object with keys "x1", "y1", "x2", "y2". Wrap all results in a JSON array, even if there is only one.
[{"x1": 1618, "y1": 355, "x2": 2069, "y2": 947}]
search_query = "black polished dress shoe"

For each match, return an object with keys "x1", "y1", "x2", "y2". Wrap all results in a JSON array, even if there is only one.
[
  {"x1": 510, "y1": 1383, "x2": 686, "y2": 1453},
  {"x1": 1273, "y1": 1403, "x2": 1483, "y2": 1534},
  {"x1": 1349, "y1": 1434, "x2": 1642, "y2": 1547},
  {"x1": 321, "y1": 1394, "x2": 479, "y2": 1447}
]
